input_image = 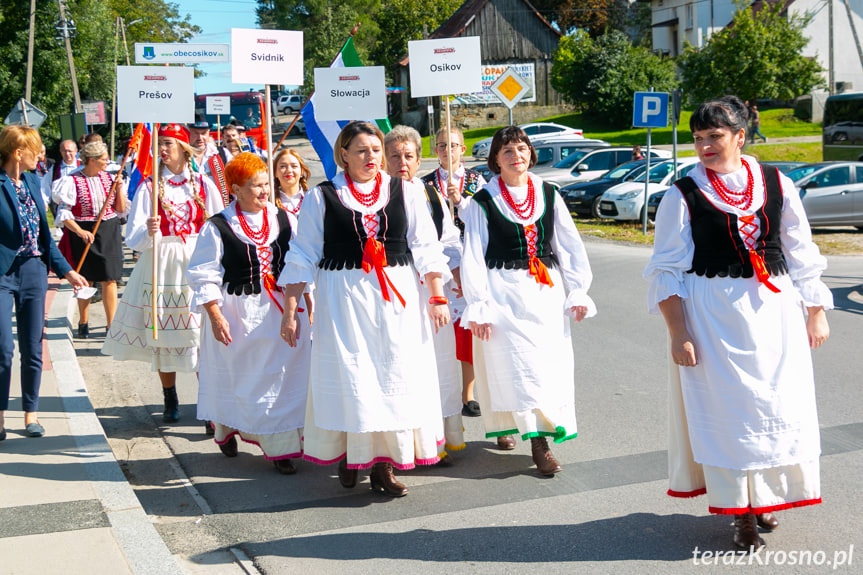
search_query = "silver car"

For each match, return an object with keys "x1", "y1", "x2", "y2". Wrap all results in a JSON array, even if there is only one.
[
  {"x1": 533, "y1": 146, "x2": 672, "y2": 190},
  {"x1": 788, "y1": 162, "x2": 863, "y2": 229}
]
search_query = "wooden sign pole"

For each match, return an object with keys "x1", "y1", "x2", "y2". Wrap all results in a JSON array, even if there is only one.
[
  {"x1": 444, "y1": 96, "x2": 455, "y2": 218},
  {"x1": 151, "y1": 123, "x2": 160, "y2": 341}
]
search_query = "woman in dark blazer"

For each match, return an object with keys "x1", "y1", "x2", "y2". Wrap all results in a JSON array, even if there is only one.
[{"x1": 0, "y1": 125, "x2": 87, "y2": 440}]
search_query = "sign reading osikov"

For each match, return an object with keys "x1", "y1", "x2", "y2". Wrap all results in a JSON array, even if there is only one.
[{"x1": 407, "y1": 37, "x2": 482, "y2": 97}]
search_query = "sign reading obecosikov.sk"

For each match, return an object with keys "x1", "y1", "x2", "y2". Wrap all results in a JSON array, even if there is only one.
[
  {"x1": 116, "y1": 66, "x2": 195, "y2": 123},
  {"x1": 231, "y1": 28, "x2": 304, "y2": 85},
  {"x1": 134, "y1": 43, "x2": 229, "y2": 64},
  {"x1": 407, "y1": 36, "x2": 482, "y2": 98}
]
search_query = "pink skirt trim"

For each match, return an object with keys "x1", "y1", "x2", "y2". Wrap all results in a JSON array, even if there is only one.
[
  {"x1": 667, "y1": 487, "x2": 707, "y2": 498},
  {"x1": 301, "y1": 453, "x2": 440, "y2": 470},
  {"x1": 709, "y1": 497, "x2": 822, "y2": 516},
  {"x1": 213, "y1": 430, "x2": 302, "y2": 461}
]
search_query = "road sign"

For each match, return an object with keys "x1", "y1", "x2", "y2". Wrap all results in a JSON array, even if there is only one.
[
  {"x1": 633, "y1": 92, "x2": 669, "y2": 128},
  {"x1": 4, "y1": 98, "x2": 47, "y2": 130},
  {"x1": 489, "y1": 67, "x2": 530, "y2": 110}
]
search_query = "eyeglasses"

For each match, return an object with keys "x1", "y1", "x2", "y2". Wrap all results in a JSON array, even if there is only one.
[{"x1": 436, "y1": 143, "x2": 463, "y2": 150}]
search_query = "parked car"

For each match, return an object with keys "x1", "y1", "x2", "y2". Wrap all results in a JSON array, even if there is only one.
[
  {"x1": 471, "y1": 122, "x2": 582, "y2": 158},
  {"x1": 277, "y1": 94, "x2": 304, "y2": 114},
  {"x1": 787, "y1": 161, "x2": 863, "y2": 228},
  {"x1": 533, "y1": 138, "x2": 609, "y2": 169},
  {"x1": 533, "y1": 146, "x2": 671, "y2": 189},
  {"x1": 560, "y1": 160, "x2": 647, "y2": 217},
  {"x1": 762, "y1": 161, "x2": 807, "y2": 174},
  {"x1": 599, "y1": 157, "x2": 700, "y2": 222}
]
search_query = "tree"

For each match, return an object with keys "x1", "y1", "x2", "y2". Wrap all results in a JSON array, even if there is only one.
[
  {"x1": 550, "y1": 30, "x2": 678, "y2": 128},
  {"x1": 678, "y1": 1, "x2": 824, "y2": 105},
  {"x1": 256, "y1": 0, "x2": 382, "y2": 89},
  {"x1": 0, "y1": 0, "x2": 200, "y2": 151},
  {"x1": 532, "y1": 0, "x2": 631, "y2": 37}
]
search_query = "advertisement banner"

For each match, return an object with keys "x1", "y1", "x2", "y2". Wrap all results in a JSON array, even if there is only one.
[{"x1": 453, "y1": 62, "x2": 537, "y2": 105}]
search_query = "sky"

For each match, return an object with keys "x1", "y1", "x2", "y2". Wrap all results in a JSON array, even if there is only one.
[{"x1": 172, "y1": 0, "x2": 288, "y2": 95}]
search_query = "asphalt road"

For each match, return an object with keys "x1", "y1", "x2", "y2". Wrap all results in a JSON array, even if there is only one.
[{"x1": 74, "y1": 241, "x2": 863, "y2": 574}]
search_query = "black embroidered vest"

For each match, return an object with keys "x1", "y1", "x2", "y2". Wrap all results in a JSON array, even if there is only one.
[
  {"x1": 472, "y1": 182, "x2": 559, "y2": 270},
  {"x1": 677, "y1": 165, "x2": 787, "y2": 278},
  {"x1": 421, "y1": 168, "x2": 482, "y2": 234},
  {"x1": 208, "y1": 209, "x2": 292, "y2": 296},
  {"x1": 318, "y1": 177, "x2": 413, "y2": 270}
]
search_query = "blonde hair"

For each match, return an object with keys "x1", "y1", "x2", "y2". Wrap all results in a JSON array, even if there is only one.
[
  {"x1": 80, "y1": 141, "x2": 109, "y2": 162},
  {"x1": 333, "y1": 121, "x2": 386, "y2": 172},
  {"x1": 273, "y1": 148, "x2": 310, "y2": 193},
  {"x1": 0, "y1": 125, "x2": 42, "y2": 165},
  {"x1": 435, "y1": 126, "x2": 465, "y2": 145}
]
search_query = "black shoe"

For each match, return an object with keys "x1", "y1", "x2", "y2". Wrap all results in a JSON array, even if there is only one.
[
  {"x1": 274, "y1": 459, "x2": 296, "y2": 475},
  {"x1": 77, "y1": 323, "x2": 89, "y2": 339},
  {"x1": 162, "y1": 386, "x2": 179, "y2": 423},
  {"x1": 204, "y1": 421, "x2": 215, "y2": 436},
  {"x1": 461, "y1": 400, "x2": 481, "y2": 417},
  {"x1": 0, "y1": 428, "x2": 6, "y2": 441},
  {"x1": 219, "y1": 435, "x2": 238, "y2": 457}
]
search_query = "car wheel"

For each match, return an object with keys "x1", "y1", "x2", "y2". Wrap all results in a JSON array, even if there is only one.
[{"x1": 591, "y1": 197, "x2": 603, "y2": 219}]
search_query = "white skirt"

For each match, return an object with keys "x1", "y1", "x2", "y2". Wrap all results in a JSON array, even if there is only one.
[
  {"x1": 472, "y1": 266, "x2": 578, "y2": 442},
  {"x1": 196, "y1": 290, "x2": 310, "y2": 437},
  {"x1": 102, "y1": 236, "x2": 200, "y2": 372}
]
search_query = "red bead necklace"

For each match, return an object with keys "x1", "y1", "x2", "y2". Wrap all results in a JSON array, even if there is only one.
[
  {"x1": 345, "y1": 172, "x2": 382, "y2": 207},
  {"x1": 167, "y1": 176, "x2": 189, "y2": 187},
  {"x1": 706, "y1": 159, "x2": 754, "y2": 210},
  {"x1": 237, "y1": 206, "x2": 270, "y2": 245},
  {"x1": 499, "y1": 177, "x2": 536, "y2": 220}
]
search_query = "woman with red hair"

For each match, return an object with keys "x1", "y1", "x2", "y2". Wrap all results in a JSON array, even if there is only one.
[
  {"x1": 103, "y1": 124, "x2": 224, "y2": 423},
  {"x1": 187, "y1": 152, "x2": 310, "y2": 475}
]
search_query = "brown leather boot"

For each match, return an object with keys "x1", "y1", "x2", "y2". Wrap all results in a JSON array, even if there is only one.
[
  {"x1": 496, "y1": 435, "x2": 516, "y2": 450},
  {"x1": 338, "y1": 458, "x2": 358, "y2": 488},
  {"x1": 756, "y1": 512, "x2": 779, "y2": 531},
  {"x1": 370, "y1": 462, "x2": 408, "y2": 497},
  {"x1": 733, "y1": 513, "x2": 765, "y2": 551},
  {"x1": 530, "y1": 436, "x2": 562, "y2": 475}
]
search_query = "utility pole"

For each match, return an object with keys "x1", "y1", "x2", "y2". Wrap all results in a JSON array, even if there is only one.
[
  {"x1": 828, "y1": 0, "x2": 834, "y2": 94},
  {"x1": 25, "y1": 0, "x2": 36, "y2": 101},
  {"x1": 57, "y1": 0, "x2": 83, "y2": 112},
  {"x1": 110, "y1": 17, "x2": 121, "y2": 157}
]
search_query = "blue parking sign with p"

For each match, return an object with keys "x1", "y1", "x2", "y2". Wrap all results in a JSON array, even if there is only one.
[{"x1": 633, "y1": 92, "x2": 669, "y2": 128}]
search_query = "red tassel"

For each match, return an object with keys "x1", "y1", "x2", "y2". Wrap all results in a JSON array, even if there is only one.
[
  {"x1": 262, "y1": 274, "x2": 284, "y2": 314},
  {"x1": 749, "y1": 250, "x2": 781, "y2": 293}
]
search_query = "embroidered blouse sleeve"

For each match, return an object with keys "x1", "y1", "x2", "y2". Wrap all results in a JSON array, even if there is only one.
[
  {"x1": 52, "y1": 176, "x2": 77, "y2": 224},
  {"x1": 124, "y1": 180, "x2": 155, "y2": 252},
  {"x1": 550, "y1": 192, "x2": 597, "y2": 319},
  {"x1": 459, "y1": 197, "x2": 494, "y2": 325},
  {"x1": 778, "y1": 173, "x2": 834, "y2": 309},
  {"x1": 643, "y1": 184, "x2": 694, "y2": 314},
  {"x1": 186, "y1": 220, "x2": 226, "y2": 313},
  {"x1": 277, "y1": 185, "x2": 324, "y2": 287},
  {"x1": 404, "y1": 179, "x2": 452, "y2": 281}
]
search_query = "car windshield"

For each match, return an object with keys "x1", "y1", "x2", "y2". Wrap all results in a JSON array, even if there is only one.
[
  {"x1": 553, "y1": 149, "x2": 591, "y2": 169},
  {"x1": 786, "y1": 165, "x2": 822, "y2": 182},
  {"x1": 634, "y1": 161, "x2": 676, "y2": 183},
  {"x1": 606, "y1": 161, "x2": 643, "y2": 180}
]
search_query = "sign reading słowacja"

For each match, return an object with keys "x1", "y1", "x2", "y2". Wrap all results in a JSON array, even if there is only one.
[{"x1": 313, "y1": 66, "x2": 386, "y2": 121}]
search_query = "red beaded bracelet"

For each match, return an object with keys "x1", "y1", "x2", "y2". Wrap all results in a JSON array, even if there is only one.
[{"x1": 428, "y1": 296, "x2": 448, "y2": 305}]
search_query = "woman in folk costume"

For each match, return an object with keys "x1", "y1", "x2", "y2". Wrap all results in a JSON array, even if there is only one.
[
  {"x1": 459, "y1": 126, "x2": 596, "y2": 476},
  {"x1": 187, "y1": 153, "x2": 309, "y2": 475},
  {"x1": 102, "y1": 124, "x2": 224, "y2": 423},
  {"x1": 644, "y1": 96, "x2": 831, "y2": 551},
  {"x1": 384, "y1": 125, "x2": 464, "y2": 465},
  {"x1": 53, "y1": 141, "x2": 127, "y2": 338},
  {"x1": 273, "y1": 148, "x2": 310, "y2": 230},
  {"x1": 278, "y1": 121, "x2": 451, "y2": 497},
  {"x1": 422, "y1": 126, "x2": 487, "y2": 420}
]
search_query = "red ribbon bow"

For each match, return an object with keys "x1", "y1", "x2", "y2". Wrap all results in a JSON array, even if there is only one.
[
  {"x1": 749, "y1": 250, "x2": 781, "y2": 293},
  {"x1": 362, "y1": 237, "x2": 406, "y2": 307}
]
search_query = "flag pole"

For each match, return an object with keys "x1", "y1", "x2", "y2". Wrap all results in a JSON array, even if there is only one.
[
  {"x1": 151, "y1": 123, "x2": 160, "y2": 341},
  {"x1": 273, "y1": 23, "x2": 362, "y2": 152},
  {"x1": 444, "y1": 96, "x2": 455, "y2": 218},
  {"x1": 265, "y1": 84, "x2": 275, "y2": 202}
]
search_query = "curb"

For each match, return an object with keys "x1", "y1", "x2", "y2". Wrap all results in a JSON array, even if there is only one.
[{"x1": 46, "y1": 282, "x2": 184, "y2": 575}]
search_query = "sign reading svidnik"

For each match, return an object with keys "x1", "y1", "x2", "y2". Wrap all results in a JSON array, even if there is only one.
[{"x1": 231, "y1": 28, "x2": 304, "y2": 85}]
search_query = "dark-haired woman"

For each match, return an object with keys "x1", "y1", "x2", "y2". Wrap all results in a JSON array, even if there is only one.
[
  {"x1": 645, "y1": 95, "x2": 832, "y2": 551},
  {"x1": 459, "y1": 126, "x2": 596, "y2": 477},
  {"x1": 278, "y1": 121, "x2": 451, "y2": 497}
]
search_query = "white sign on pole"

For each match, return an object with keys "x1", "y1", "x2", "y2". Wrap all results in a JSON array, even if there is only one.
[
  {"x1": 135, "y1": 43, "x2": 229, "y2": 64},
  {"x1": 231, "y1": 28, "x2": 304, "y2": 85},
  {"x1": 408, "y1": 36, "x2": 482, "y2": 97},
  {"x1": 489, "y1": 68, "x2": 530, "y2": 110},
  {"x1": 116, "y1": 66, "x2": 195, "y2": 123},
  {"x1": 206, "y1": 96, "x2": 231, "y2": 115},
  {"x1": 313, "y1": 66, "x2": 386, "y2": 121}
]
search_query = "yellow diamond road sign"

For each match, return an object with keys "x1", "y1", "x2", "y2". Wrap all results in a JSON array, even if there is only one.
[{"x1": 489, "y1": 68, "x2": 530, "y2": 109}]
